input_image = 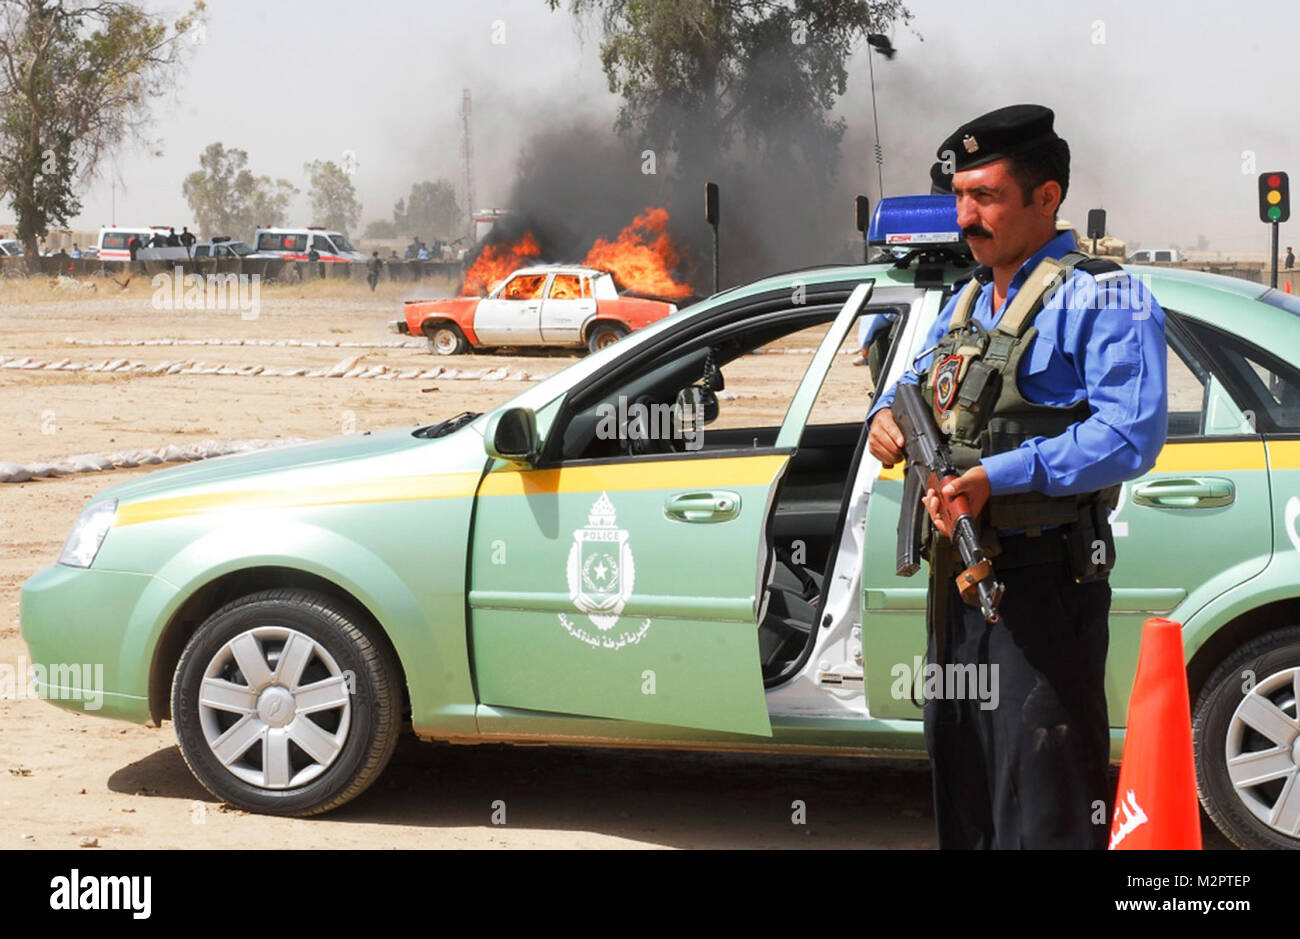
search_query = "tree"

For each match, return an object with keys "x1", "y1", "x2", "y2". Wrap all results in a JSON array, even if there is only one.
[
  {"x1": 182, "y1": 142, "x2": 296, "y2": 238},
  {"x1": 363, "y1": 218, "x2": 397, "y2": 239},
  {"x1": 0, "y1": 0, "x2": 206, "y2": 264},
  {"x1": 304, "y1": 159, "x2": 359, "y2": 234},
  {"x1": 400, "y1": 180, "x2": 461, "y2": 240},
  {"x1": 546, "y1": 0, "x2": 911, "y2": 178}
]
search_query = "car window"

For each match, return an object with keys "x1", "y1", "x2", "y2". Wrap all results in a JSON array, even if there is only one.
[
  {"x1": 102, "y1": 233, "x2": 129, "y2": 249},
  {"x1": 503, "y1": 274, "x2": 547, "y2": 300},
  {"x1": 548, "y1": 274, "x2": 583, "y2": 299},
  {"x1": 1155, "y1": 251, "x2": 1173, "y2": 262},
  {"x1": 551, "y1": 301, "x2": 848, "y2": 462},
  {"x1": 311, "y1": 236, "x2": 334, "y2": 254},
  {"x1": 331, "y1": 234, "x2": 355, "y2": 252},
  {"x1": 1182, "y1": 319, "x2": 1300, "y2": 433},
  {"x1": 194, "y1": 245, "x2": 209, "y2": 258},
  {"x1": 1165, "y1": 328, "x2": 1209, "y2": 438},
  {"x1": 803, "y1": 306, "x2": 906, "y2": 429}
]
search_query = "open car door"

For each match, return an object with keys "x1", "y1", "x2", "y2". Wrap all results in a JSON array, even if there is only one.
[{"x1": 467, "y1": 284, "x2": 874, "y2": 737}]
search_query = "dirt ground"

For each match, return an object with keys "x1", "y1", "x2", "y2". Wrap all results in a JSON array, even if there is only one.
[
  {"x1": 0, "y1": 277, "x2": 1228, "y2": 850},
  {"x1": 0, "y1": 277, "x2": 944, "y2": 850}
]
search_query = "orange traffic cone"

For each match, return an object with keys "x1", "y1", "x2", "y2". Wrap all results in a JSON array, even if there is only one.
[
  {"x1": 1286, "y1": 280, "x2": 1292, "y2": 294},
  {"x1": 1109, "y1": 617, "x2": 1202, "y2": 849}
]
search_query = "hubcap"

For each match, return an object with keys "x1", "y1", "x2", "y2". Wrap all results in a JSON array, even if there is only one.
[
  {"x1": 1225, "y1": 665, "x2": 1300, "y2": 838},
  {"x1": 595, "y1": 331, "x2": 620, "y2": 350},
  {"x1": 197, "y1": 626, "x2": 352, "y2": 790},
  {"x1": 432, "y1": 329, "x2": 458, "y2": 354}
]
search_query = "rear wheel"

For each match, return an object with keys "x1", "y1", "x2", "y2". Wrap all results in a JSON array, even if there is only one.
[
  {"x1": 426, "y1": 322, "x2": 469, "y2": 355},
  {"x1": 171, "y1": 588, "x2": 402, "y2": 817},
  {"x1": 586, "y1": 322, "x2": 628, "y2": 355},
  {"x1": 1193, "y1": 624, "x2": 1300, "y2": 849}
]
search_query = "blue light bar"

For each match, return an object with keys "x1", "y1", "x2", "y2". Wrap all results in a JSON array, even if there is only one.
[{"x1": 867, "y1": 195, "x2": 962, "y2": 247}]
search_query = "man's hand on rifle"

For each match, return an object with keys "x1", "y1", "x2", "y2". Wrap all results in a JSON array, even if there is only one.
[
  {"x1": 923, "y1": 465, "x2": 992, "y2": 538},
  {"x1": 868, "y1": 407, "x2": 906, "y2": 467}
]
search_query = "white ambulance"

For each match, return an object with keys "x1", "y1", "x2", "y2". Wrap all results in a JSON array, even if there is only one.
[
  {"x1": 96, "y1": 226, "x2": 173, "y2": 261},
  {"x1": 252, "y1": 227, "x2": 365, "y2": 262}
]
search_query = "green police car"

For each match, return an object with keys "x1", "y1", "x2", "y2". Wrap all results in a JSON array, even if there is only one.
[{"x1": 20, "y1": 197, "x2": 1300, "y2": 849}]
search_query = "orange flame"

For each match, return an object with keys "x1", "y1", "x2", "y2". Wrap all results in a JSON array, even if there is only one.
[
  {"x1": 460, "y1": 232, "x2": 542, "y2": 296},
  {"x1": 583, "y1": 208, "x2": 693, "y2": 299}
]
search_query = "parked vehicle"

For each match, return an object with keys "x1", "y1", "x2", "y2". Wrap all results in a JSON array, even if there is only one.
[
  {"x1": 97, "y1": 226, "x2": 173, "y2": 261},
  {"x1": 1128, "y1": 248, "x2": 1182, "y2": 263},
  {"x1": 394, "y1": 264, "x2": 678, "y2": 355},
  {"x1": 253, "y1": 227, "x2": 364, "y2": 262},
  {"x1": 22, "y1": 195, "x2": 1300, "y2": 848}
]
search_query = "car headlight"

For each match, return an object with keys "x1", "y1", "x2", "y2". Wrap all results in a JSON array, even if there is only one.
[{"x1": 58, "y1": 499, "x2": 118, "y2": 568}]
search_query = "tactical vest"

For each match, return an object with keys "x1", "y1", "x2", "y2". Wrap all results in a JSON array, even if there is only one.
[{"x1": 922, "y1": 250, "x2": 1122, "y2": 534}]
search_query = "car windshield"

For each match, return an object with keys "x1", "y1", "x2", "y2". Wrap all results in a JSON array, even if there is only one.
[
  {"x1": 330, "y1": 234, "x2": 355, "y2": 253},
  {"x1": 227, "y1": 241, "x2": 254, "y2": 256}
]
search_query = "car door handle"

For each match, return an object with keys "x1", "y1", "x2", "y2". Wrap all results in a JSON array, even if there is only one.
[
  {"x1": 1130, "y1": 477, "x2": 1235, "y2": 508},
  {"x1": 664, "y1": 491, "x2": 741, "y2": 523}
]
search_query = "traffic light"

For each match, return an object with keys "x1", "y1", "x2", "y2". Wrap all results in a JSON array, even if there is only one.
[{"x1": 1259, "y1": 172, "x2": 1290, "y2": 224}]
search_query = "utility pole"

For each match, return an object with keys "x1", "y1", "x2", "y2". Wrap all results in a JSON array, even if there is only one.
[{"x1": 462, "y1": 88, "x2": 476, "y2": 243}]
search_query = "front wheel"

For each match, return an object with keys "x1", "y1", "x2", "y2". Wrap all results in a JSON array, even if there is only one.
[
  {"x1": 171, "y1": 589, "x2": 402, "y2": 816},
  {"x1": 586, "y1": 322, "x2": 628, "y2": 355},
  {"x1": 1193, "y1": 624, "x2": 1300, "y2": 849},
  {"x1": 426, "y1": 322, "x2": 469, "y2": 355}
]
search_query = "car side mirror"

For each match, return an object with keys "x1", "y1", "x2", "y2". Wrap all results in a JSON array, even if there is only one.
[{"x1": 484, "y1": 406, "x2": 540, "y2": 465}]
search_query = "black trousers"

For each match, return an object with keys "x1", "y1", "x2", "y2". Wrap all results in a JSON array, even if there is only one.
[{"x1": 922, "y1": 552, "x2": 1112, "y2": 849}]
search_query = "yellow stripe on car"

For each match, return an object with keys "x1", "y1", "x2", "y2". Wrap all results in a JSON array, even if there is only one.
[
  {"x1": 115, "y1": 472, "x2": 483, "y2": 527},
  {"x1": 114, "y1": 454, "x2": 790, "y2": 527}
]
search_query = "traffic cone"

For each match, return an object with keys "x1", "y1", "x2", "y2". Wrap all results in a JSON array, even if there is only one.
[
  {"x1": 1286, "y1": 280, "x2": 1292, "y2": 294},
  {"x1": 1109, "y1": 617, "x2": 1202, "y2": 849}
]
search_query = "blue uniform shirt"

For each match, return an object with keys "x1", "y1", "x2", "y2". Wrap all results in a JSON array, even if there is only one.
[{"x1": 866, "y1": 231, "x2": 1168, "y2": 499}]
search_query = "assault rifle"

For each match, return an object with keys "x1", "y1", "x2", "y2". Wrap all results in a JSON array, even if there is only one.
[{"x1": 893, "y1": 380, "x2": 1005, "y2": 622}]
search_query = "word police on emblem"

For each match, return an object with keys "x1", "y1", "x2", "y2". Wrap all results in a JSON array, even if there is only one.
[
  {"x1": 560, "y1": 492, "x2": 652, "y2": 649},
  {"x1": 934, "y1": 354, "x2": 962, "y2": 413}
]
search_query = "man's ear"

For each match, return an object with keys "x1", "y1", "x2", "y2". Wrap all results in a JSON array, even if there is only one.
[{"x1": 1036, "y1": 180, "x2": 1063, "y2": 219}]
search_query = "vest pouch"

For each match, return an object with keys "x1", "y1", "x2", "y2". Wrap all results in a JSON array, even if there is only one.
[
  {"x1": 952, "y1": 359, "x2": 1000, "y2": 443},
  {"x1": 1063, "y1": 500, "x2": 1116, "y2": 583}
]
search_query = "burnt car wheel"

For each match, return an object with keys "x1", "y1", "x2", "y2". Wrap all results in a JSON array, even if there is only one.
[
  {"x1": 427, "y1": 323, "x2": 469, "y2": 355},
  {"x1": 587, "y1": 322, "x2": 628, "y2": 354},
  {"x1": 171, "y1": 588, "x2": 402, "y2": 817},
  {"x1": 1193, "y1": 624, "x2": 1300, "y2": 849}
]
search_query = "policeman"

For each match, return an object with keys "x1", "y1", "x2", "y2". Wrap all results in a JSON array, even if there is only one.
[{"x1": 866, "y1": 105, "x2": 1168, "y2": 849}]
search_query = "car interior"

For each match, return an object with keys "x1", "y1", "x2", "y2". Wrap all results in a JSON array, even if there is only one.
[{"x1": 545, "y1": 294, "x2": 909, "y2": 685}]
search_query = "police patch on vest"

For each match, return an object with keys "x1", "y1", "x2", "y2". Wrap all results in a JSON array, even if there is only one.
[{"x1": 934, "y1": 354, "x2": 962, "y2": 413}]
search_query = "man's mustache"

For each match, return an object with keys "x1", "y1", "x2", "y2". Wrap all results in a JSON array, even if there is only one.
[{"x1": 962, "y1": 224, "x2": 993, "y2": 239}]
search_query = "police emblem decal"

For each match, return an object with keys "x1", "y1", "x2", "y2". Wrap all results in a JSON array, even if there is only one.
[
  {"x1": 934, "y1": 354, "x2": 962, "y2": 414},
  {"x1": 561, "y1": 492, "x2": 652, "y2": 649},
  {"x1": 962, "y1": 134, "x2": 979, "y2": 154}
]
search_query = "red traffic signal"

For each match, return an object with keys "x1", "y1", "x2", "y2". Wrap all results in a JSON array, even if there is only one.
[{"x1": 1259, "y1": 171, "x2": 1290, "y2": 224}]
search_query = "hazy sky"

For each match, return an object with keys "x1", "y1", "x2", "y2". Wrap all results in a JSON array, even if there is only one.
[{"x1": 56, "y1": 0, "x2": 1298, "y2": 254}]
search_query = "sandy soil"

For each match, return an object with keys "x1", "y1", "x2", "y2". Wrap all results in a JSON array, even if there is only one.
[{"x1": 0, "y1": 280, "x2": 1227, "y2": 849}]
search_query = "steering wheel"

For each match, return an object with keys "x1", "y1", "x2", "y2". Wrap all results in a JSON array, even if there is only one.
[{"x1": 620, "y1": 393, "x2": 681, "y2": 456}]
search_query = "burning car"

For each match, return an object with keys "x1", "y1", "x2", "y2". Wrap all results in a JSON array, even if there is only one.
[{"x1": 393, "y1": 264, "x2": 680, "y2": 355}]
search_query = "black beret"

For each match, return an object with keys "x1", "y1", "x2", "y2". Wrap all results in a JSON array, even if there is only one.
[{"x1": 928, "y1": 104, "x2": 1065, "y2": 193}]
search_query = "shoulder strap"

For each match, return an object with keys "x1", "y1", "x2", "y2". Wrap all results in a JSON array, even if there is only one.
[
  {"x1": 948, "y1": 277, "x2": 982, "y2": 329},
  {"x1": 994, "y1": 250, "x2": 1094, "y2": 338}
]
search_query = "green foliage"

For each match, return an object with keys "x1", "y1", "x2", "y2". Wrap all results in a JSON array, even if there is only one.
[
  {"x1": 396, "y1": 180, "x2": 461, "y2": 239},
  {"x1": 545, "y1": 0, "x2": 911, "y2": 175},
  {"x1": 0, "y1": 0, "x2": 206, "y2": 262},
  {"x1": 182, "y1": 142, "x2": 297, "y2": 238},
  {"x1": 304, "y1": 159, "x2": 361, "y2": 234},
  {"x1": 363, "y1": 218, "x2": 397, "y2": 239}
]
